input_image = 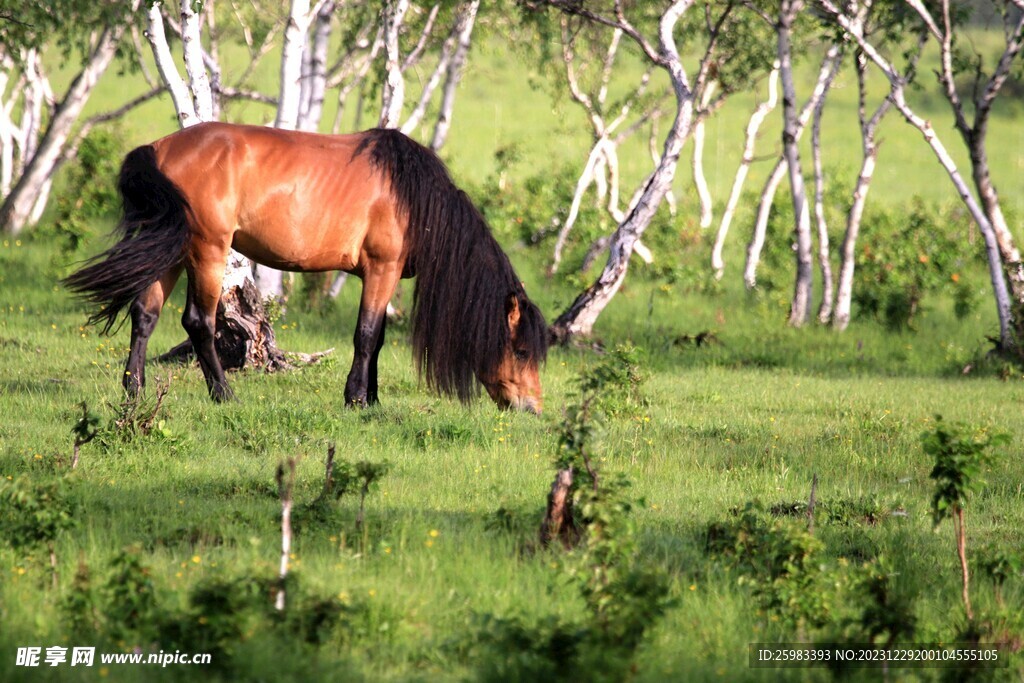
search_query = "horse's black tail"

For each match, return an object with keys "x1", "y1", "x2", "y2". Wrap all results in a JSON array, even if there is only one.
[{"x1": 64, "y1": 145, "x2": 192, "y2": 335}]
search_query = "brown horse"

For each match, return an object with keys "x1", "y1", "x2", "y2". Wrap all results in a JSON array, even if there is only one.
[{"x1": 65, "y1": 122, "x2": 547, "y2": 413}]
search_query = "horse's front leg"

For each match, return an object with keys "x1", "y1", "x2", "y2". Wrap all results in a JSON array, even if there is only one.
[{"x1": 345, "y1": 264, "x2": 400, "y2": 407}]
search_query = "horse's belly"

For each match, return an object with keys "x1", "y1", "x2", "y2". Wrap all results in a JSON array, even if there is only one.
[{"x1": 231, "y1": 223, "x2": 362, "y2": 273}]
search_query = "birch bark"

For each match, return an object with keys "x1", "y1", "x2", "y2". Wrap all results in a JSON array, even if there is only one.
[
  {"x1": 819, "y1": 0, "x2": 1014, "y2": 347},
  {"x1": 379, "y1": 0, "x2": 411, "y2": 128},
  {"x1": 743, "y1": 45, "x2": 842, "y2": 290},
  {"x1": 430, "y1": 0, "x2": 480, "y2": 151},
  {"x1": 777, "y1": 0, "x2": 814, "y2": 326},
  {"x1": 692, "y1": 82, "x2": 717, "y2": 229},
  {"x1": 550, "y1": 0, "x2": 698, "y2": 341},
  {"x1": 711, "y1": 62, "x2": 778, "y2": 280},
  {"x1": 833, "y1": 19, "x2": 903, "y2": 331},
  {"x1": 810, "y1": 77, "x2": 833, "y2": 323},
  {"x1": 0, "y1": 14, "x2": 136, "y2": 234}
]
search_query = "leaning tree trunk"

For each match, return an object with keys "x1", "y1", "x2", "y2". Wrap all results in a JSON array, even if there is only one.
[
  {"x1": 821, "y1": 0, "x2": 1014, "y2": 348},
  {"x1": 551, "y1": 1, "x2": 695, "y2": 341},
  {"x1": 0, "y1": 22, "x2": 130, "y2": 234},
  {"x1": 430, "y1": 0, "x2": 479, "y2": 151},
  {"x1": 920, "y1": 0, "x2": 1024, "y2": 333},
  {"x1": 969, "y1": 131, "x2": 1024, "y2": 340}
]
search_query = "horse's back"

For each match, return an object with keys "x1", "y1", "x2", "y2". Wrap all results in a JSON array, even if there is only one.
[{"x1": 150, "y1": 122, "x2": 403, "y2": 274}]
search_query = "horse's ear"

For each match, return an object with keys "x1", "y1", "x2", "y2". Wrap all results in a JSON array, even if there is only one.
[{"x1": 506, "y1": 293, "x2": 521, "y2": 332}]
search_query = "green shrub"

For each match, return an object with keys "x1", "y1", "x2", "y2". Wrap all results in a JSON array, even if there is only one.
[{"x1": 854, "y1": 200, "x2": 978, "y2": 329}]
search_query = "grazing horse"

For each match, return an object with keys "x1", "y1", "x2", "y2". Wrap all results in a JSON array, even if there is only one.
[{"x1": 65, "y1": 122, "x2": 547, "y2": 413}]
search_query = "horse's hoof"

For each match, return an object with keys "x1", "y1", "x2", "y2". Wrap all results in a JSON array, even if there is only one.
[{"x1": 210, "y1": 385, "x2": 236, "y2": 403}]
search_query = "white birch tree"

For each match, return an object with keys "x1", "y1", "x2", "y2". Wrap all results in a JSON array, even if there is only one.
[
  {"x1": 776, "y1": 0, "x2": 815, "y2": 326},
  {"x1": 144, "y1": 0, "x2": 288, "y2": 370},
  {"x1": 818, "y1": 0, "x2": 1015, "y2": 348},
  {"x1": 743, "y1": 44, "x2": 842, "y2": 290},
  {"x1": 831, "y1": 0, "x2": 919, "y2": 331},
  {"x1": 0, "y1": 0, "x2": 144, "y2": 234},
  {"x1": 526, "y1": 0, "x2": 718, "y2": 340},
  {"x1": 548, "y1": 18, "x2": 663, "y2": 274},
  {"x1": 809, "y1": 72, "x2": 833, "y2": 323},
  {"x1": 711, "y1": 61, "x2": 779, "y2": 280},
  {"x1": 901, "y1": 0, "x2": 1024, "y2": 349}
]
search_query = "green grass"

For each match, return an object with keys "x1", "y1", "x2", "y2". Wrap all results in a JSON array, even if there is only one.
[{"x1": 2, "y1": 220, "x2": 1023, "y2": 682}]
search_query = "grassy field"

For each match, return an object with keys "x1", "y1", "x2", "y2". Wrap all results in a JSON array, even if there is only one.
[
  {"x1": 2, "y1": 28, "x2": 1024, "y2": 683},
  {"x1": 3, "y1": 217, "x2": 1023, "y2": 682}
]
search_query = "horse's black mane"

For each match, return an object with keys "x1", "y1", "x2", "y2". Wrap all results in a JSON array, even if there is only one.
[{"x1": 355, "y1": 128, "x2": 548, "y2": 402}]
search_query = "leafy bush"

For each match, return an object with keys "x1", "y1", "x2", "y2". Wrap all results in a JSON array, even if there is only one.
[
  {"x1": 471, "y1": 144, "x2": 579, "y2": 245},
  {"x1": 61, "y1": 549, "x2": 373, "y2": 666},
  {"x1": 0, "y1": 473, "x2": 78, "y2": 581},
  {"x1": 854, "y1": 200, "x2": 978, "y2": 329}
]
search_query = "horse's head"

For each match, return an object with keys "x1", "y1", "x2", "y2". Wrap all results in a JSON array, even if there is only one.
[{"x1": 479, "y1": 294, "x2": 548, "y2": 414}]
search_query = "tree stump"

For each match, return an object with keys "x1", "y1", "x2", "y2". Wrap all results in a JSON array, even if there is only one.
[
  {"x1": 539, "y1": 467, "x2": 580, "y2": 548},
  {"x1": 158, "y1": 278, "x2": 290, "y2": 371}
]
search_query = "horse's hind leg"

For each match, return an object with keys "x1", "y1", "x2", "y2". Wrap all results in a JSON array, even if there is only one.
[
  {"x1": 182, "y1": 245, "x2": 234, "y2": 402},
  {"x1": 124, "y1": 266, "x2": 182, "y2": 397}
]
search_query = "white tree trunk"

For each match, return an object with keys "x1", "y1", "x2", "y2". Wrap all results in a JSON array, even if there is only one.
[
  {"x1": 549, "y1": 22, "x2": 654, "y2": 272},
  {"x1": 379, "y1": 0, "x2": 411, "y2": 129},
  {"x1": 712, "y1": 63, "x2": 778, "y2": 280},
  {"x1": 552, "y1": 0, "x2": 696, "y2": 341},
  {"x1": 146, "y1": 4, "x2": 200, "y2": 127},
  {"x1": 811, "y1": 79, "x2": 833, "y2": 324},
  {"x1": 743, "y1": 45, "x2": 842, "y2": 290},
  {"x1": 833, "y1": 150, "x2": 877, "y2": 330},
  {"x1": 430, "y1": 0, "x2": 479, "y2": 151},
  {"x1": 401, "y1": 17, "x2": 458, "y2": 135},
  {"x1": 180, "y1": 0, "x2": 214, "y2": 122},
  {"x1": 648, "y1": 118, "x2": 677, "y2": 216},
  {"x1": 923, "y1": 0, "x2": 1024, "y2": 311},
  {"x1": 820, "y1": 0, "x2": 1013, "y2": 346},
  {"x1": 743, "y1": 158, "x2": 787, "y2": 289},
  {"x1": 692, "y1": 82, "x2": 717, "y2": 229},
  {"x1": 19, "y1": 50, "x2": 47, "y2": 165},
  {"x1": 834, "y1": 45, "x2": 892, "y2": 332},
  {"x1": 603, "y1": 144, "x2": 623, "y2": 220},
  {"x1": 551, "y1": 137, "x2": 609, "y2": 274},
  {"x1": 778, "y1": 0, "x2": 814, "y2": 327},
  {"x1": 28, "y1": 176, "x2": 52, "y2": 224},
  {"x1": 0, "y1": 54, "x2": 16, "y2": 197},
  {"x1": 0, "y1": 20, "x2": 133, "y2": 234},
  {"x1": 297, "y1": 2, "x2": 335, "y2": 132},
  {"x1": 276, "y1": 0, "x2": 314, "y2": 130}
]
